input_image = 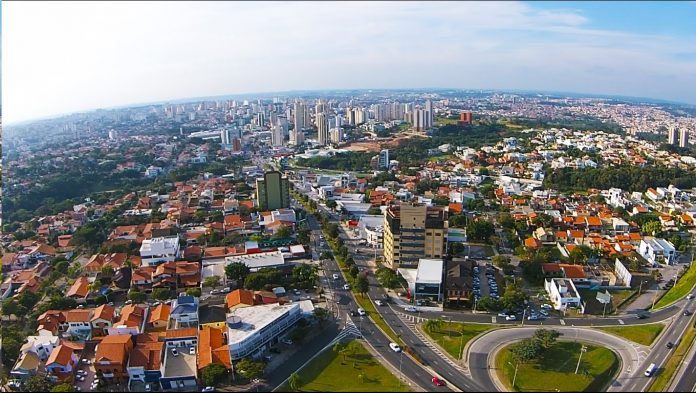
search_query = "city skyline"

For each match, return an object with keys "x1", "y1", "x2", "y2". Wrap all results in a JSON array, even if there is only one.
[{"x1": 3, "y1": 1, "x2": 696, "y2": 125}]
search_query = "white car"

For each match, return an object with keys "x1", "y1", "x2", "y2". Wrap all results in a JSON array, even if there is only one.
[
  {"x1": 540, "y1": 304, "x2": 553, "y2": 310},
  {"x1": 389, "y1": 342, "x2": 402, "y2": 352},
  {"x1": 505, "y1": 315, "x2": 517, "y2": 321},
  {"x1": 375, "y1": 300, "x2": 384, "y2": 306},
  {"x1": 189, "y1": 347, "x2": 196, "y2": 355},
  {"x1": 343, "y1": 284, "x2": 350, "y2": 290},
  {"x1": 280, "y1": 337, "x2": 294, "y2": 345},
  {"x1": 357, "y1": 308, "x2": 367, "y2": 316},
  {"x1": 405, "y1": 306, "x2": 418, "y2": 313},
  {"x1": 687, "y1": 294, "x2": 695, "y2": 300},
  {"x1": 172, "y1": 348, "x2": 179, "y2": 357},
  {"x1": 332, "y1": 273, "x2": 340, "y2": 280},
  {"x1": 81, "y1": 359, "x2": 91, "y2": 364}
]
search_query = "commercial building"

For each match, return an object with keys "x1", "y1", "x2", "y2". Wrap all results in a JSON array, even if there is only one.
[
  {"x1": 226, "y1": 301, "x2": 311, "y2": 361},
  {"x1": 398, "y1": 258, "x2": 445, "y2": 303},
  {"x1": 458, "y1": 111, "x2": 473, "y2": 124},
  {"x1": 140, "y1": 236, "x2": 181, "y2": 267},
  {"x1": 378, "y1": 149, "x2": 390, "y2": 169},
  {"x1": 255, "y1": 171, "x2": 290, "y2": 211},
  {"x1": 316, "y1": 112, "x2": 329, "y2": 146},
  {"x1": 383, "y1": 202, "x2": 448, "y2": 269},
  {"x1": 639, "y1": 237, "x2": 676, "y2": 266}
]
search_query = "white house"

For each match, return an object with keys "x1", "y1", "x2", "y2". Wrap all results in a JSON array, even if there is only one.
[
  {"x1": 639, "y1": 237, "x2": 676, "y2": 266},
  {"x1": 544, "y1": 278, "x2": 582, "y2": 312},
  {"x1": 19, "y1": 335, "x2": 59, "y2": 361},
  {"x1": 139, "y1": 236, "x2": 181, "y2": 266},
  {"x1": 611, "y1": 218, "x2": 630, "y2": 234}
]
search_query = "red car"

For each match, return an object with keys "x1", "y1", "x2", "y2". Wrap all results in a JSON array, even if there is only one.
[{"x1": 432, "y1": 377, "x2": 446, "y2": 386}]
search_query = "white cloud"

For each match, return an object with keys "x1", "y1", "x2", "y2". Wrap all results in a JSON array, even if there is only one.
[{"x1": 3, "y1": 1, "x2": 696, "y2": 124}]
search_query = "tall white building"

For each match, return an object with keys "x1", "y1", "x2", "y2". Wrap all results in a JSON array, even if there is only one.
[
  {"x1": 413, "y1": 109, "x2": 427, "y2": 131},
  {"x1": 668, "y1": 127, "x2": 679, "y2": 145},
  {"x1": 425, "y1": 100, "x2": 434, "y2": 129},
  {"x1": 293, "y1": 101, "x2": 305, "y2": 131},
  {"x1": 271, "y1": 121, "x2": 284, "y2": 146},
  {"x1": 330, "y1": 127, "x2": 344, "y2": 144},
  {"x1": 379, "y1": 149, "x2": 390, "y2": 169},
  {"x1": 220, "y1": 128, "x2": 232, "y2": 145},
  {"x1": 316, "y1": 112, "x2": 329, "y2": 146},
  {"x1": 679, "y1": 129, "x2": 689, "y2": 148}
]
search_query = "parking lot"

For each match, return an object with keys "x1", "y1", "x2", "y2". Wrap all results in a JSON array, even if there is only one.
[{"x1": 472, "y1": 263, "x2": 500, "y2": 303}]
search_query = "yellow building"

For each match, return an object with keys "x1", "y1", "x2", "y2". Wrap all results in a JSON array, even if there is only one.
[{"x1": 383, "y1": 202, "x2": 448, "y2": 269}]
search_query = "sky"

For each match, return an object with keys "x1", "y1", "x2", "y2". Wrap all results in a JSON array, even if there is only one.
[{"x1": 3, "y1": 1, "x2": 696, "y2": 125}]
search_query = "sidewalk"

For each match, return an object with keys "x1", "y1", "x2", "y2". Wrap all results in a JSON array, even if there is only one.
[{"x1": 620, "y1": 288, "x2": 664, "y2": 315}]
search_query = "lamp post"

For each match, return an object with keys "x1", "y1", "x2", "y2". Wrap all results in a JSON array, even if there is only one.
[
  {"x1": 638, "y1": 280, "x2": 647, "y2": 296},
  {"x1": 507, "y1": 361, "x2": 519, "y2": 388},
  {"x1": 575, "y1": 345, "x2": 588, "y2": 374}
]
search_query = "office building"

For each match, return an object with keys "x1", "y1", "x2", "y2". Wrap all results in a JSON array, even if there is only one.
[
  {"x1": 271, "y1": 122, "x2": 284, "y2": 146},
  {"x1": 232, "y1": 138, "x2": 242, "y2": 152},
  {"x1": 383, "y1": 202, "x2": 448, "y2": 269},
  {"x1": 378, "y1": 149, "x2": 390, "y2": 169},
  {"x1": 293, "y1": 101, "x2": 305, "y2": 132},
  {"x1": 413, "y1": 109, "x2": 427, "y2": 131},
  {"x1": 330, "y1": 127, "x2": 344, "y2": 144},
  {"x1": 316, "y1": 112, "x2": 329, "y2": 146},
  {"x1": 679, "y1": 128, "x2": 689, "y2": 148},
  {"x1": 668, "y1": 127, "x2": 679, "y2": 145},
  {"x1": 255, "y1": 171, "x2": 290, "y2": 211},
  {"x1": 425, "y1": 100, "x2": 433, "y2": 129}
]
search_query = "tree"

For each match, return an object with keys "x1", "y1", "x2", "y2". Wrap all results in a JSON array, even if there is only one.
[
  {"x1": 313, "y1": 307, "x2": 330, "y2": 326},
  {"x1": 201, "y1": 363, "x2": 228, "y2": 386},
  {"x1": 499, "y1": 213, "x2": 515, "y2": 229},
  {"x1": 297, "y1": 229, "x2": 311, "y2": 245},
  {"x1": 533, "y1": 329, "x2": 560, "y2": 348},
  {"x1": 186, "y1": 288, "x2": 202, "y2": 297},
  {"x1": 320, "y1": 251, "x2": 332, "y2": 260},
  {"x1": 466, "y1": 220, "x2": 495, "y2": 241},
  {"x1": 501, "y1": 286, "x2": 527, "y2": 311},
  {"x1": 642, "y1": 220, "x2": 663, "y2": 237},
  {"x1": 23, "y1": 375, "x2": 55, "y2": 392},
  {"x1": 289, "y1": 372, "x2": 303, "y2": 391},
  {"x1": 510, "y1": 338, "x2": 542, "y2": 363},
  {"x1": 128, "y1": 290, "x2": 148, "y2": 304},
  {"x1": 349, "y1": 265, "x2": 359, "y2": 278},
  {"x1": 424, "y1": 318, "x2": 444, "y2": 333},
  {"x1": 225, "y1": 262, "x2": 251, "y2": 282},
  {"x1": 152, "y1": 288, "x2": 172, "y2": 301},
  {"x1": 272, "y1": 225, "x2": 293, "y2": 240},
  {"x1": 333, "y1": 341, "x2": 345, "y2": 359},
  {"x1": 101, "y1": 265, "x2": 115, "y2": 277},
  {"x1": 376, "y1": 268, "x2": 400, "y2": 289},
  {"x1": 356, "y1": 274, "x2": 369, "y2": 297},
  {"x1": 46, "y1": 296, "x2": 78, "y2": 310},
  {"x1": 449, "y1": 214, "x2": 467, "y2": 228},
  {"x1": 55, "y1": 260, "x2": 70, "y2": 274},
  {"x1": 326, "y1": 200, "x2": 338, "y2": 209},
  {"x1": 293, "y1": 263, "x2": 318, "y2": 286},
  {"x1": 204, "y1": 275, "x2": 222, "y2": 288},
  {"x1": 493, "y1": 255, "x2": 511, "y2": 268},
  {"x1": 51, "y1": 384, "x2": 75, "y2": 392},
  {"x1": 235, "y1": 358, "x2": 265, "y2": 380},
  {"x1": 476, "y1": 296, "x2": 501, "y2": 312}
]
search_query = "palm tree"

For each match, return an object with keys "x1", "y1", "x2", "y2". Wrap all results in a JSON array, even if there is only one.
[
  {"x1": 288, "y1": 373, "x2": 302, "y2": 391},
  {"x1": 424, "y1": 318, "x2": 444, "y2": 333}
]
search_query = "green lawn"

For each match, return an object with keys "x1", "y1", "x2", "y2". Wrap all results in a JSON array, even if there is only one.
[
  {"x1": 596, "y1": 323, "x2": 664, "y2": 346},
  {"x1": 653, "y1": 264, "x2": 696, "y2": 310},
  {"x1": 496, "y1": 341, "x2": 619, "y2": 392},
  {"x1": 647, "y1": 324, "x2": 696, "y2": 392},
  {"x1": 423, "y1": 322, "x2": 498, "y2": 359},
  {"x1": 577, "y1": 289, "x2": 637, "y2": 315},
  {"x1": 277, "y1": 339, "x2": 411, "y2": 392}
]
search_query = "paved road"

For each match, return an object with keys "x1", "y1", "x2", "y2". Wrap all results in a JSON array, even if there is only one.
[{"x1": 467, "y1": 327, "x2": 643, "y2": 392}]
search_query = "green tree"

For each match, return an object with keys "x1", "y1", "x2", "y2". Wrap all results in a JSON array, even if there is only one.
[
  {"x1": 313, "y1": 307, "x2": 330, "y2": 326},
  {"x1": 376, "y1": 268, "x2": 400, "y2": 289},
  {"x1": 326, "y1": 200, "x2": 338, "y2": 209},
  {"x1": 204, "y1": 275, "x2": 222, "y2": 288},
  {"x1": 501, "y1": 286, "x2": 527, "y2": 311},
  {"x1": 476, "y1": 296, "x2": 501, "y2": 312},
  {"x1": 23, "y1": 375, "x2": 54, "y2": 392},
  {"x1": 51, "y1": 384, "x2": 75, "y2": 392},
  {"x1": 225, "y1": 262, "x2": 251, "y2": 282},
  {"x1": 492, "y1": 255, "x2": 511, "y2": 268},
  {"x1": 289, "y1": 372, "x2": 302, "y2": 391},
  {"x1": 349, "y1": 265, "x2": 359, "y2": 278},
  {"x1": 128, "y1": 290, "x2": 148, "y2": 304},
  {"x1": 292, "y1": 263, "x2": 318, "y2": 287},
  {"x1": 424, "y1": 318, "x2": 444, "y2": 333},
  {"x1": 466, "y1": 220, "x2": 495, "y2": 241},
  {"x1": 533, "y1": 328, "x2": 560, "y2": 348},
  {"x1": 201, "y1": 363, "x2": 228, "y2": 386},
  {"x1": 510, "y1": 337, "x2": 542, "y2": 363},
  {"x1": 642, "y1": 220, "x2": 663, "y2": 237},
  {"x1": 272, "y1": 225, "x2": 293, "y2": 240},
  {"x1": 235, "y1": 358, "x2": 265, "y2": 380},
  {"x1": 186, "y1": 288, "x2": 202, "y2": 297},
  {"x1": 101, "y1": 265, "x2": 115, "y2": 277},
  {"x1": 356, "y1": 273, "x2": 369, "y2": 296},
  {"x1": 152, "y1": 288, "x2": 172, "y2": 301},
  {"x1": 499, "y1": 213, "x2": 515, "y2": 229}
]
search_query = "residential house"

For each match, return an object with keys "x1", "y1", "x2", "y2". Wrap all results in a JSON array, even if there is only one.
[
  {"x1": 161, "y1": 328, "x2": 198, "y2": 390},
  {"x1": 64, "y1": 309, "x2": 95, "y2": 341},
  {"x1": 127, "y1": 334, "x2": 164, "y2": 389},
  {"x1": 225, "y1": 289, "x2": 256, "y2": 311},
  {"x1": 91, "y1": 304, "x2": 116, "y2": 337},
  {"x1": 197, "y1": 326, "x2": 231, "y2": 375},
  {"x1": 148, "y1": 304, "x2": 171, "y2": 330},
  {"x1": 108, "y1": 304, "x2": 149, "y2": 336},
  {"x1": 639, "y1": 237, "x2": 677, "y2": 266},
  {"x1": 45, "y1": 344, "x2": 79, "y2": 382},
  {"x1": 169, "y1": 296, "x2": 199, "y2": 328},
  {"x1": 544, "y1": 278, "x2": 582, "y2": 312},
  {"x1": 10, "y1": 351, "x2": 41, "y2": 381},
  {"x1": 95, "y1": 334, "x2": 134, "y2": 381},
  {"x1": 65, "y1": 277, "x2": 90, "y2": 304}
]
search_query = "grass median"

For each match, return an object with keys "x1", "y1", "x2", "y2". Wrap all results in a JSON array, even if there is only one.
[
  {"x1": 422, "y1": 322, "x2": 498, "y2": 359},
  {"x1": 653, "y1": 263, "x2": 696, "y2": 310},
  {"x1": 496, "y1": 341, "x2": 619, "y2": 392},
  {"x1": 596, "y1": 323, "x2": 665, "y2": 346},
  {"x1": 647, "y1": 324, "x2": 696, "y2": 392},
  {"x1": 353, "y1": 294, "x2": 402, "y2": 345},
  {"x1": 276, "y1": 339, "x2": 411, "y2": 392}
]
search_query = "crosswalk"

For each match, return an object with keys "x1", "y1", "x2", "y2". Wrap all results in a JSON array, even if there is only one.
[{"x1": 395, "y1": 311, "x2": 470, "y2": 376}]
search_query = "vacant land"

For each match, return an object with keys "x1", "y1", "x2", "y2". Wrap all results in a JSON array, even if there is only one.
[
  {"x1": 597, "y1": 323, "x2": 664, "y2": 346},
  {"x1": 496, "y1": 341, "x2": 619, "y2": 392},
  {"x1": 277, "y1": 339, "x2": 410, "y2": 392}
]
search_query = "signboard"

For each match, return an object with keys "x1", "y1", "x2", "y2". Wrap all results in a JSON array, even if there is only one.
[{"x1": 596, "y1": 290, "x2": 612, "y2": 304}]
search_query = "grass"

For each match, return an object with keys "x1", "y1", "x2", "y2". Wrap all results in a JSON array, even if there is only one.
[
  {"x1": 496, "y1": 341, "x2": 619, "y2": 392},
  {"x1": 422, "y1": 322, "x2": 497, "y2": 359},
  {"x1": 436, "y1": 117, "x2": 459, "y2": 125},
  {"x1": 647, "y1": 324, "x2": 696, "y2": 392},
  {"x1": 596, "y1": 323, "x2": 665, "y2": 346},
  {"x1": 577, "y1": 289, "x2": 637, "y2": 315},
  {"x1": 653, "y1": 264, "x2": 696, "y2": 310},
  {"x1": 277, "y1": 339, "x2": 411, "y2": 392}
]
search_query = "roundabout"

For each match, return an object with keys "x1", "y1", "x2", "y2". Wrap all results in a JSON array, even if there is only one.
[{"x1": 466, "y1": 327, "x2": 644, "y2": 392}]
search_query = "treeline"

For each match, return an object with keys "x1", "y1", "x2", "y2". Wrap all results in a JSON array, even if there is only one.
[
  {"x1": 543, "y1": 166, "x2": 696, "y2": 192},
  {"x1": 295, "y1": 152, "x2": 373, "y2": 172}
]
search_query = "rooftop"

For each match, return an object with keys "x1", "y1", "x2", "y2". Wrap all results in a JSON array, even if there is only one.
[
  {"x1": 163, "y1": 344, "x2": 197, "y2": 378},
  {"x1": 416, "y1": 259, "x2": 444, "y2": 284},
  {"x1": 226, "y1": 302, "x2": 300, "y2": 346}
]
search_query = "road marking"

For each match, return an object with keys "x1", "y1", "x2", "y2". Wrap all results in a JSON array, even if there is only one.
[
  {"x1": 618, "y1": 319, "x2": 625, "y2": 325},
  {"x1": 492, "y1": 316, "x2": 497, "y2": 323},
  {"x1": 559, "y1": 319, "x2": 566, "y2": 326}
]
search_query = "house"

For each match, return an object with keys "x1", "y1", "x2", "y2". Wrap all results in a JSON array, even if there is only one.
[
  {"x1": 148, "y1": 303, "x2": 171, "y2": 330},
  {"x1": 65, "y1": 277, "x2": 90, "y2": 303},
  {"x1": 639, "y1": 237, "x2": 676, "y2": 266},
  {"x1": 533, "y1": 227, "x2": 554, "y2": 242},
  {"x1": 140, "y1": 236, "x2": 181, "y2": 267},
  {"x1": 169, "y1": 296, "x2": 199, "y2": 328},
  {"x1": 64, "y1": 309, "x2": 95, "y2": 341},
  {"x1": 225, "y1": 289, "x2": 256, "y2": 311},
  {"x1": 444, "y1": 258, "x2": 473, "y2": 307},
  {"x1": 94, "y1": 334, "x2": 134, "y2": 382},
  {"x1": 84, "y1": 253, "x2": 128, "y2": 277},
  {"x1": 108, "y1": 304, "x2": 149, "y2": 336},
  {"x1": 127, "y1": 333, "x2": 164, "y2": 389},
  {"x1": 131, "y1": 266, "x2": 156, "y2": 290},
  {"x1": 10, "y1": 351, "x2": 41, "y2": 381},
  {"x1": 91, "y1": 304, "x2": 116, "y2": 337},
  {"x1": 612, "y1": 218, "x2": 630, "y2": 234},
  {"x1": 19, "y1": 335, "x2": 60, "y2": 361},
  {"x1": 152, "y1": 261, "x2": 201, "y2": 291},
  {"x1": 45, "y1": 344, "x2": 79, "y2": 382},
  {"x1": 160, "y1": 328, "x2": 198, "y2": 390},
  {"x1": 544, "y1": 278, "x2": 582, "y2": 312},
  {"x1": 197, "y1": 326, "x2": 231, "y2": 374}
]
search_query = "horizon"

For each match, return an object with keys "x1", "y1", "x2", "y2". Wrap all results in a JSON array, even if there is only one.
[{"x1": 3, "y1": 1, "x2": 696, "y2": 124}]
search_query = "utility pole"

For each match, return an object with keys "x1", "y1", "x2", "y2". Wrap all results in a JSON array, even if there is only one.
[
  {"x1": 521, "y1": 307, "x2": 527, "y2": 326},
  {"x1": 575, "y1": 345, "x2": 587, "y2": 374},
  {"x1": 508, "y1": 361, "x2": 519, "y2": 388}
]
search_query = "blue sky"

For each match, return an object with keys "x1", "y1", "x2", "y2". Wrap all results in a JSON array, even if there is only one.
[{"x1": 3, "y1": 1, "x2": 696, "y2": 124}]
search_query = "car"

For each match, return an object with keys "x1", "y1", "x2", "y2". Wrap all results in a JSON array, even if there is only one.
[
  {"x1": 688, "y1": 294, "x2": 695, "y2": 300},
  {"x1": 210, "y1": 289, "x2": 220, "y2": 295},
  {"x1": 108, "y1": 302, "x2": 114, "y2": 306},
  {"x1": 375, "y1": 300, "x2": 384, "y2": 306},
  {"x1": 77, "y1": 370, "x2": 87, "y2": 375},
  {"x1": 527, "y1": 315, "x2": 539, "y2": 321},
  {"x1": 349, "y1": 310, "x2": 358, "y2": 317},
  {"x1": 262, "y1": 355, "x2": 273, "y2": 362},
  {"x1": 497, "y1": 312, "x2": 509, "y2": 318},
  {"x1": 221, "y1": 287, "x2": 232, "y2": 293},
  {"x1": 405, "y1": 306, "x2": 417, "y2": 312},
  {"x1": 332, "y1": 273, "x2": 340, "y2": 280},
  {"x1": 684, "y1": 310, "x2": 693, "y2": 316},
  {"x1": 432, "y1": 376, "x2": 446, "y2": 386},
  {"x1": 202, "y1": 387, "x2": 215, "y2": 393},
  {"x1": 280, "y1": 337, "x2": 293, "y2": 345},
  {"x1": 539, "y1": 310, "x2": 549, "y2": 316},
  {"x1": 505, "y1": 315, "x2": 517, "y2": 321},
  {"x1": 189, "y1": 347, "x2": 196, "y2": 355},
  {"x1": 357, "y1": 308, "x2": 367, "y2": 316},
  {"x1": 145, "y1": 383, "x2": 152, "y2": 392},
  {"x1": 343, "y1": 284, "x2": 350, "y2": 290},
  {"x1": 171, "y1": 348, "x2": 179, "y2": 357},
  {"x1": 74, "y1": 387, "x2": 81, "y2": 392},
  {"x1": 294, "y1": 289, "x2": 301, "y2": 295},
  {"x1": 355, "y1": 249, "x2": 360, "y2": 254},
  {"x1": 125, "y1": 300, "x2": 133, "y2": 305},
  {"x1": 637, "y1": 313, "x2": 649, "y2": 319},
  {"x1": 81, "y1": 359, "x2": 91, "y2": 364},
  {"x1": 666, "y1": 341, "x2": 674, "y2": 349},
  {"x1": 540, "y1": 304, "x2": 553, "y2": 310},
  {"x1": 389, "y1": 342, "x2": 402, "y2": 352}
]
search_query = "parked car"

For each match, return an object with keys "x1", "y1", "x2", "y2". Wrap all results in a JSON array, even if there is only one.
[
  {"x1": 432, "y1": 376, "x2": 446, "y2": 386},
  {"x1": 202, "y1": 387, "x2": 215, "y2": 393},
  {"x1": 540, "y1": 304, "x2": 553, "y2": 310},
  {"x1": 357, "y1": 308, "x2": 367, "y2": 316},
  {"x1": 375, "y1": 300, "x2": 384, "y2": 306},
  {"x1": 505, "y1": 315, "x2": 517, "y2": 321},
  {"x1": 81, "y1": 359, "x2": 91, "y2": 364},
  {"x1": 332, "y1": 273, "x2": 340, "y2": 280},
  {"x1": 189, "y1": 347, "x2": 196, "y2": 355},
  {"x1": 497, "y1": 312, "x2": 509, "y2": 318},
  {"x1": 171, "y1": 348, "x2": 179, "y2": 357},
  {"x1": 343, "y1": 284, "x2": 350, "y2": 290},
  {"x1": 389, "y1": 342, "x2": 402, "y2": 352}
]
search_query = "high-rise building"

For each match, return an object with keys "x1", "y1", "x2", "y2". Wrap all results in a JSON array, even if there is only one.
[
  {"x1": 294, "y1": 101, "x2": 305, "y2": 131},
  {"x1": 255, "y1": 171, "x2": 290, "y2": 211},
  {"x1": 459, "y1": 111, "x2": 473, "y2": 125},
  {"x1": 232, "y1": 138, "x2": 242, "y2": 152},
  {"x1": 679, "y1": 129, "x2": 689, "y2": 148},
  {"x1": 347, "y1": 108, "x2": 356, "y2": 126},
  {"x1": 316, "y1": 112, "x2": 329, "y2": 146},
  {"x1": 220, "y1": 128, "x2": 232, "y2": 145},
  {"x1": 271, "y1": 121, "x2": 284, "y2": 146},
  {"x1": 383, "y1": 202, "x2": 448, "y2": 269},
  {"x1": 668, "y1": 127, "x2": 679, "y2": 145},
  {"x1": 378, "y1": 149, "x2": 390, "y2": 169},
  {"x1": 257, "y1": 113, "x2": 265, "y2": 127},
  {"x1": 330, "y1": 128, "x2": 344, "y2": 144},
  {"x1": 413, "y1": 109, "x2": 427, "y2": 131},
  {"x1": 425, "y1": 100, "x2": 433, "y2": 129}
]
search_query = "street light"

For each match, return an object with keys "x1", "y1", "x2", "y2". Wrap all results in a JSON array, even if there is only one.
[
  {"x1": 638, "y1": 280, "x2": 648, "y2": 296},
  {"x1": 507, "y1": 361, "x2": 519, "y2": 388},
  {"x1": 574, "y1": 345, "x2": 588, "y2": 374}
]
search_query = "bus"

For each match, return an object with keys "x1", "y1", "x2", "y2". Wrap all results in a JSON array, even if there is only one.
[{"x1": 644, "y1": 363, "x2": 656, "y2": 377}]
